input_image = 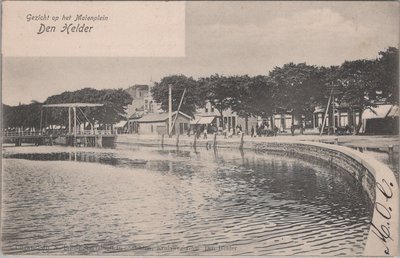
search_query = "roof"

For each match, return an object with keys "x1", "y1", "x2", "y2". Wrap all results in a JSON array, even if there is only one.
[
  {"x1": 362, "y1": 105, "x2": 394, "y2": 120},
  {"x1": 135, "y1": 111, "x2": 191, "y2": 123}
]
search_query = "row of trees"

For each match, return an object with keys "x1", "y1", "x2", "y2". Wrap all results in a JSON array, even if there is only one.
[
  {"x1": 3, "y1": 88, "x2": 133, "y2": 130},
  {"x1": 151, "y1": 47, "x2": 398, "y2": 133},
  {"x1": 3, "y1": 47, "x2": 397, "y2": 133}
]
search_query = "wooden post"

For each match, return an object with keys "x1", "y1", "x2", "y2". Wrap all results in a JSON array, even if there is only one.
[
  {"x1": 193, "y1": 133, "x2": 197, "y2": 149},
  {"x1": 176, "y1": 134, "x2": 179, "y2": 147},
  {"x1": 161, "y1": 134, "x2": 164, "y2": 148},
  {"x1": 168, "y1": 84, "x2": 172, "y2": 137},
  {"x1": 320, "y1": 94, "x2": 332, "y2": 136},
  {"x1": 239, "y1": 132, "x2": 244, "y2": 149},
  {"x1": 68, "y1": 107, "x2": 71, "y2": 134},
  {"x1": 73, "y1": 106, "x2": 77, "y2": 146},
  {"x1": 213, "y1": 133, "x2": 217, "y2": 148}
]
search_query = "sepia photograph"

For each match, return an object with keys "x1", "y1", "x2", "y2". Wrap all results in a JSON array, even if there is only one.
[{"x1": 1, "y1": 1, "x2": 399, "y2": 256}]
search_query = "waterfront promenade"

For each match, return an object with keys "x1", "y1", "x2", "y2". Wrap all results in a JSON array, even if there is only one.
[
  {"x1": 116, "y1": 133, "x2": 399, "y2": 151},
  {"x1": 116, "y1": 133, "x2": 399, "y2": 179}
]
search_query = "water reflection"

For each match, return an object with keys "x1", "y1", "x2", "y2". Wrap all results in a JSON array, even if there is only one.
[
  {"x1": 3, "y1": 152, "x2": 148, "y2": 168},
  {"x1": 2, "y1": 145, "x2": 372, "y2": 256}
]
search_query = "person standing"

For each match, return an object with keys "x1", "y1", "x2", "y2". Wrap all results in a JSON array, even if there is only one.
[
  {"x1": 203, "y1": 127, "x2": 207, "y2": 139},
  {"x1": 251, "y1": 126, "x2": 255, "y2": 137}
]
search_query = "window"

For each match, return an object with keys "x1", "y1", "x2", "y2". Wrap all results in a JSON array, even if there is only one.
[{"x1": 340, "y1": 114, "x2": 348, "y2": 127}]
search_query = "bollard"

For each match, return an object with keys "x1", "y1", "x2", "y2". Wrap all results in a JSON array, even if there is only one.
[
  {"x1": 334, "y1": 138, "x2": 338, "y2": 145},
  {"x1": 213, "y1": 133, "x2": 217, "y2": 148},
  {"x1": 388, "y1": 145, "x2": 394, "y2": 162},
  {"x1": 176, "y1": 134, "x2": 180, "y2": 147},
  {"x1": 388, "y1": 145, "x2": 394, "y2": 154},
  {"x1": 239, "y1": 132, "x2": 244, "y2": 149}
]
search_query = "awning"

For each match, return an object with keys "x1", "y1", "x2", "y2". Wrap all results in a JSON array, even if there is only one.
[
  {"x1": 190, "y1": 116, "x2": 216, "y2": 125},
  {"x1": 313, "y1": 107, "x2": 325, "y2": 113},
  {"x1": 387, "y1": 105, "x2": 399, "y2": 118},
  {"x1": 198, "y1": 116, "x2": 215, "y2": 124},
  {"x1": 362, "y1": 105, "x2": 393, "y2": 120},
  {"x1": 114, "y1": 120, "x2": 127, "y2": 128},
  {"x1": 190, "y1": 118, "x2": 200, "y2": 125}
]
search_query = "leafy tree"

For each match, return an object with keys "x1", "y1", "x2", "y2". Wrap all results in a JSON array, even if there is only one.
[
  {"x1": 92, "y1": 89, "x2": 133, "y2": 126},
  {"x1": 375, "y1": 47, "x2": 399, "y2": 104},
  {"x1": 44, "y1": 88, "x2": 132, "y2": 129},
  {"x1": 199, "y1": 74, "x2": 239, "y2": 129},
  {"x1": 230, "y1": 75, "x2": 274, "y2": 133},
  {"x1": 151, "y1": 75, "x2": 205, "y2": 117},
  {"x1": 336, "y1": 59, "x2": 381, "y2": 133},
  {"x1": 2, "y1": 101, "x2": 42, "y2": 130},
  {"x1": 269, "y1": 63, "x2": 324, "y2": 134}
]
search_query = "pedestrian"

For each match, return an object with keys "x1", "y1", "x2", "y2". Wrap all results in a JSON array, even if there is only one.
[
  {"x1": 228, "y1": 128, "x2": 233, "y2": 138},
  {"x1": 256, "y1": 124, "x2": 259, "y2": 137},
  {"x1": 203, "y1": 127, "x2": 207, "y2": 139},
  {"x1": 251, "y1": 126, "x2": 255, "y2": 137}
]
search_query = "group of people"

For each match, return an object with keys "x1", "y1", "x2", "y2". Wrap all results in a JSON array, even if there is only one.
[
  {"x1": 187, "y1": 122, "x2": 282, "y2": 139},
  {"x1": 188, "y1": 125, "x2": 213, "y2": 139},
  {"x1": 250, "y1": 122, "x2": 279, "y2": 137}
]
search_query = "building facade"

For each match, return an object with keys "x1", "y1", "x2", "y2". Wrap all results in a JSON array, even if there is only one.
[
  {"x1": 193, "y1": 102, "x2": 258, "y2": 134},
  {"x1": 131, "y1": 111, "x2": 191, "y2": 135}
]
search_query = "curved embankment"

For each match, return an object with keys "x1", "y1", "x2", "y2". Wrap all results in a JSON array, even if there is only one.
[{"x1": 116, "y1": 135, "x2": 398, "y2": 256}]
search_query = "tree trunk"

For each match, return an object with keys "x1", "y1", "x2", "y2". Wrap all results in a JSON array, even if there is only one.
[
  {"x1": 353, "y1": 111, "x2": 357, "y2": 135},
  {"x1": 348, "y1": 108, "x2": 354, "y2": 134},
  {"x1": 291, "y1": 113, "x2": 295, "y2": 136},
  {"x1": 245, "y1": 115, "x2": 249, "y2": 135},
  {"x1": 355, "y1": 111, "x2": 363, "y2": 135},
  {"x1": 299, "y1": 115, "x2": 304, "y2": 135},
  {"x1": 219, "y1": 108, "x2": 224, "y2": 130}
]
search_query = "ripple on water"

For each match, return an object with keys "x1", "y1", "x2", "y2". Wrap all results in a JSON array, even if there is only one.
[{"x1": 2, "y1": 146, "x2": 373, "y2": 255}]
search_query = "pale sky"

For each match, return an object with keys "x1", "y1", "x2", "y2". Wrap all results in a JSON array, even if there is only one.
[{"x1": 3, "y1": 1, "x2": 399, "y2": 105}]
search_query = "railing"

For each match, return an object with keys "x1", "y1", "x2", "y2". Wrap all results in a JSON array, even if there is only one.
[
  {"x1": 3, "y1": 131, "x2": 44, "y2": 137},
  {"x1": 3, "y1": 129, "x2": 117, "y2": 138},
  {"x1": 78, "y1": 130, "x2": 116, "y2": 135}
]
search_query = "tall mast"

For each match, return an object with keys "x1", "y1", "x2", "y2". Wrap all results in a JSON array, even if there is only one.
[{"x1": 168, "y1": 84, "x2": 172, "y2": 137}]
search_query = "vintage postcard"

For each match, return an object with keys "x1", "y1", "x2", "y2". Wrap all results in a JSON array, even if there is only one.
[{"x1": 1, "y1": 1, "x2": 399, "y2": 256}]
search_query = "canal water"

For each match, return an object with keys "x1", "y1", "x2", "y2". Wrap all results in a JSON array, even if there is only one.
[{"x1": 2, "y1": 144, "x2": 372, "y2": 255}]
